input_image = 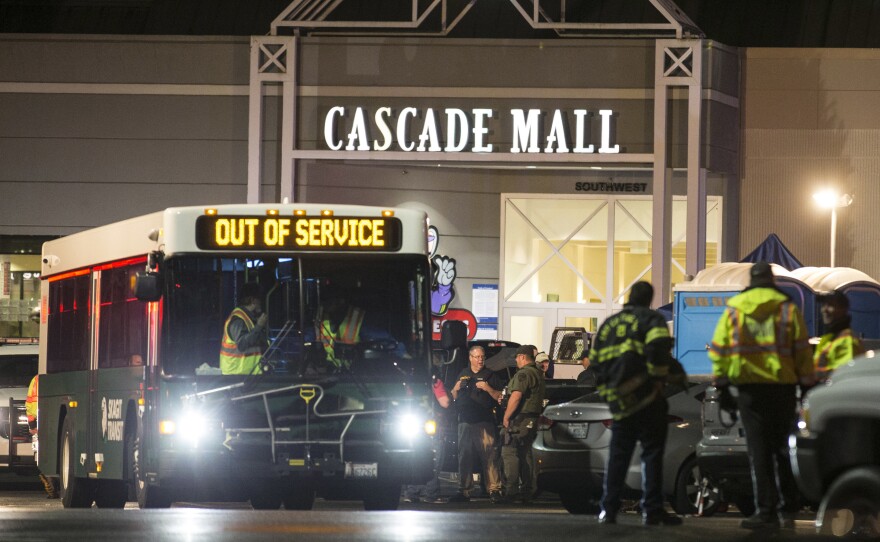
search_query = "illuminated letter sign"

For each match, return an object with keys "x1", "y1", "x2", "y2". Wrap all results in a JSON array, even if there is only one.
[
  {"x1": 322, "y1": 106, "x2": 621, "y2": 154},
  {"x1": 196, "y1": 216, "x2": 402, "y2": 251}
]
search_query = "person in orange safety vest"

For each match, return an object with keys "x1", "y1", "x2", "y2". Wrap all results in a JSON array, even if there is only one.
[
  {"x1": 317, "y1": 297, "x2": 365, "y2": 370},
  {"x1": 26, "y1": 375, "x2": 59, "y2": 498}
]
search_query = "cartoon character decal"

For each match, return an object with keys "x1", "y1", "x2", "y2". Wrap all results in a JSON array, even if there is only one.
[
  {"x1": 429, "y1": 225, "x2": 456, "y2": 316},
  {"x1": 428, "y1": 225, "x2": 477, "y2": 341}
]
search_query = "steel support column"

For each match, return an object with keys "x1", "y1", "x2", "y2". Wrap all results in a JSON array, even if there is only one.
[
  {"x1": 652, "y1": 39, "x2": 704, "y2": 305},
  {"x1": 248, "y1": 36, "x2": 297, "y2": 203}
]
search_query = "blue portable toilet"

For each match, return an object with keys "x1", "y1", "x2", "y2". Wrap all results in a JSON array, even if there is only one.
[
  {"x1": 672, "y1": 262, "x2": 813, "y2": 375},
  {"x1": 789, "y1": 267, "x2": 880, "y2": 340}
]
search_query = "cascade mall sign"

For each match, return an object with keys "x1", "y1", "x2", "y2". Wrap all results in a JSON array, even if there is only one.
[{"x1": 323, "y1": 106, "x2": 622, "y2": 154}]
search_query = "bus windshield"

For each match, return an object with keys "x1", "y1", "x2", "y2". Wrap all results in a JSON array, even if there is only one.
[{"x1": 160, "y1": 254, "x2": 430, "y2": 378}]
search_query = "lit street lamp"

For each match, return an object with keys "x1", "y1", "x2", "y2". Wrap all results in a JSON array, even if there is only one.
[{"x1": 812, "y1": 190, "x2": 853, "y2": 267}]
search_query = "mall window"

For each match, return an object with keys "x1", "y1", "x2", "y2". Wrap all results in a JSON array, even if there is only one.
[
  {"x1": 0, "y1": 235, "x2": 55, "y2": 339},
  {"x1": 502, "y1": 194, "x2": 722, "y2": 313}
]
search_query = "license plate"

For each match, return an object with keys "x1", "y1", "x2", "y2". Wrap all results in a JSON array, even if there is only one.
[
  {"x1": 566, "y1": 423, "x2": 588, "y2": 439},
  {"x1": 345, "y1": 462, "x2": 378, "y2": 479}
]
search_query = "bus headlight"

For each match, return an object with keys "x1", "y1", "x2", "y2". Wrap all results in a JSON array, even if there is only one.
[
  {"x1": 386, "y1": 409, "x2": 434, "y2": 441},
  {"x1": 160, "y1": 410, "x2": 211, "y2": 446}
]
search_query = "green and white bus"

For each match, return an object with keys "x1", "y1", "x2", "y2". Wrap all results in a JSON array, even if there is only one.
[{"x1": 37, "y1": 204, "x2": 436, "y2": 509}]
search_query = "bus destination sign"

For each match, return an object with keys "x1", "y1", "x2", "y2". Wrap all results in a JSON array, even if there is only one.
[{"x1": 195, "y1": 216, "x2": 402, "y2": 251}]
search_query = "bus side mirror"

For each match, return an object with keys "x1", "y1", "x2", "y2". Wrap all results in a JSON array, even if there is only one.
[
  {"x1": 134, "y1": 271, "x2": 163, "y2": 302},
  {"x1": 440, "y1": 320, "x2": 468, "y2": 350}
]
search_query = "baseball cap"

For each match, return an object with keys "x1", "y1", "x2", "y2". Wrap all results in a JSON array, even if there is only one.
[
  {"x1": 515, "y1": 345, "x2": 534, "y2": 358},
  {"x1": 535, "y1": 352, "x2": 550, "y2": 363},
  {"x1": 818, "y1": 289, "x2": 850, "y2": 309}
]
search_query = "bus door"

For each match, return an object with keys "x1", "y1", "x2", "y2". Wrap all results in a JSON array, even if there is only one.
[
  {"x1": 85, "y1": 270, "x2": 101, "y2": 478},
  {"x1": 89, "y1": 263, "x2": 149, "y2": 481}
]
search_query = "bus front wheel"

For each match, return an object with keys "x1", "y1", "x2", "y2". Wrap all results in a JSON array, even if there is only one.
[
  {"x1": 59, "y1": 416, "x2": 93, "y2": 508},
  {"x1": 129, "y1": 425, "x2": 172, "y2": 509}
]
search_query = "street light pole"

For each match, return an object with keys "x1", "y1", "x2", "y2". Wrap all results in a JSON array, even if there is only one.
[
  {"x1": 830, "y1": 205, "x2": 838, "y2": 268},
  {"x1": 813, "y1": 190, "x2": 853, "y2": 268}
]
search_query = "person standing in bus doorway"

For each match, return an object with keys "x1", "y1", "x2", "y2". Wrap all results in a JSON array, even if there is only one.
[
  {"x1": 26, "y1": 375, "x2": 58, "y2": 498},
  {"x1": 449, "y1": 345, "x2": 504, "y2": 503},
  {"x1": 219, "y1": 282, "x2": 269, "y2": 375},
  {"x1": 814, "y1": 289, "x2": 863, "y2": 382}
]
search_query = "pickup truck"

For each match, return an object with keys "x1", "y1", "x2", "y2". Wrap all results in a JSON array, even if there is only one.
[{"x1": 791, "y1": 350, "x2": 880, "y2": 536}]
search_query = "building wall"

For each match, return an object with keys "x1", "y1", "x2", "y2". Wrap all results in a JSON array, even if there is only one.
[
  {"x1": 0, "y1": 34, "x2": 267, "y2": 236},
  {"x1": 0, "y1": 34, "x2": 737, "y2": 315},
  {"x1": 742, "y1": 48, "x2": 880, "y2": 278}
]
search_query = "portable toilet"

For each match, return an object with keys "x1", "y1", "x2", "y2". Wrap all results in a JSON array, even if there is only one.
[
  {"x1": 672, "y1": 262, "x2": 814, "y2": 375},
  {"x1": 789, "y1": 267, "x2": 880, "y2": 340}
]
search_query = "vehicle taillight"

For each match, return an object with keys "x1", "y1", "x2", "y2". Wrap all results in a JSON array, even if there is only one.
[
  {"x1": 537, "y1": 415, "x2": 555, "y2": 430},
  {"x1": 600, "y1": 419, "x2": 613, "y2": 429}
]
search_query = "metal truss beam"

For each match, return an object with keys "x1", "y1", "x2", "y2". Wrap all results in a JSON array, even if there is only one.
[{"x1": 269, "y1": 0, "x2": 703, "y2": 39}]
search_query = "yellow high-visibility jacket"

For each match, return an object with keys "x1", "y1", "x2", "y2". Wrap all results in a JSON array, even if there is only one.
[
  {"x1": 814, "y1": 327, "x2": 862, "y2": 381},
  {"x1": 709, "y1": 287, "x2": 813, "y2": 385},
  {"x1": 318, "y1": 306, "x2": 364, "y2": 369},
  {"x1": 219, "y1": 308, "x2": 264, "y2": 375}
]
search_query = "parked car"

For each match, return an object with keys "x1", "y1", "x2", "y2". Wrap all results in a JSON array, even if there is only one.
[
  {"x1": 532, "y1": 378, "x2": 722, "y2": 516},
  {"x1": 0, "y1": 341, "x2": 38, "y2": 477},
  {"x1": 695, "y1": 385, "x2": 756, "y2": 516},
  {"x1": 791, "y1": 350, "x2": 880, "y2": 537}
]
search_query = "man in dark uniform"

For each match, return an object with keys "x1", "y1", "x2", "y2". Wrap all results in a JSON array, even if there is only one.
[
  {"x1": 501, "y1": 345, "x2": 546, "y2": 503},
  {"x1": 592, "y1": 281, "x2": 682, "y2": 526}
]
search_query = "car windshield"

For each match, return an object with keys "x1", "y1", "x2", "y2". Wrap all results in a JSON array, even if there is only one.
[
  {"x1": 0, "y1": 354, "x2": 37, "y2": 387},
  {"x1": 160, "y1": 254, "x2": 430, "y2": 378}
]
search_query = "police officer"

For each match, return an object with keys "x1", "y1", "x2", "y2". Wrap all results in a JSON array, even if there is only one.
[
  {"x1": 814, "y1": 289, "x2": 863, "y2": 382},
  {"x1": 219, "y1": 282, "x2": 268, "y2": 375},
  {"x1": 709, "y1": 262, "x2": 814, "y2": 530},
  {"x1": 500, "y1": 345, "x2": 546, "y2": 503},
  {"x1": 592, "y1": 281, "x2": 682, "y2": 526}
]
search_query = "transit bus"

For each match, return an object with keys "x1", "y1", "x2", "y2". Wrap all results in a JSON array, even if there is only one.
[{"x1": 37, "y1": 204, "x2": 436, "y2": 509}]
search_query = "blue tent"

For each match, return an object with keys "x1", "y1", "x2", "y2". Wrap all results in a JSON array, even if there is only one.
[{"x1": 740, "y1": 233, "x2": 803, "y2": 270}]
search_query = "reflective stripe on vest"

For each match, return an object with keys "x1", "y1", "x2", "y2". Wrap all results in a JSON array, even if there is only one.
[
  {"x1": 719, "y1": 302, "x2": 801, "y2": 381},
  {"x1": 219, "y1": 308, "x2": 263, "y2": 375}
]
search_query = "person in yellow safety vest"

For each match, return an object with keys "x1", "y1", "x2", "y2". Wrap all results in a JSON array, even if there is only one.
[
  {"x1": 814, "y1": 289, "x2": 863, "y2": 382},
  {"x1": 317, "y1": 298, "x2": 365, "y2": 370},
  {"x1": 708, "y1": 261, "x2": 815, "y2": 531},
  {"x1": 219, "y1": 282, "x2": 269, "y2": 375},
  {"x1": 26, "y1": 375, "x2": 59, "y2": 499}
]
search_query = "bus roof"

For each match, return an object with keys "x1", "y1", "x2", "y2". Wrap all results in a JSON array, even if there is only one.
[{"x1": 41, "y1": 203, "x2": 428, "y2": 278}]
